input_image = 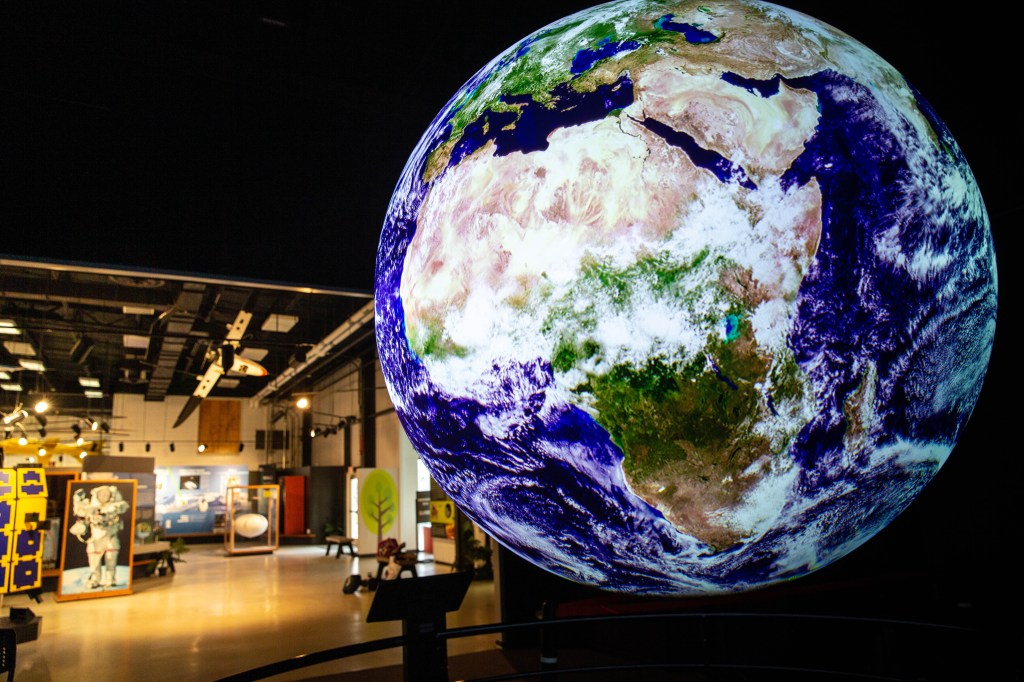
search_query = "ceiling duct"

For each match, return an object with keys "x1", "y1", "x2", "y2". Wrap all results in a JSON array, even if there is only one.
[
  {"x1": 69, "y1": 336, "x2": 96, "y2": 364},
  {"x1": 145, "y1": 283, "x2": 206, "y2": 402},
  {"x1": 251, "y1": 300, "x2": 375, "y2": 406}
]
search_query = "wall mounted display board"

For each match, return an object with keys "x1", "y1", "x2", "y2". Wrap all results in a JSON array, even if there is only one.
[
  {"x1": 0, "y1": 468, "x2": 48, "y2": 594},
  {"x1": 224, "y1": 485, "x2": 280, "y2": 555},
  {"x1": 155, "y1": 466, "x2": 250, "y2": 534},
  {"x1": 197, "y1": 400, "x2": 242, "y2": 454},
  {"x1": 57, "y1": 479, "x2": 137, "y2": 601}
]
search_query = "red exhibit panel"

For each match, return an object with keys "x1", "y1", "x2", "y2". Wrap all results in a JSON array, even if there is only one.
[{"x1": 281, "y1": 475, "x2": 306, "y2": 536}]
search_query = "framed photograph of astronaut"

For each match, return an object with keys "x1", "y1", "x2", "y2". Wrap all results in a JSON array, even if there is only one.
[{"x1": 57, "y1": 479, "x2": 137, "y2": 601}]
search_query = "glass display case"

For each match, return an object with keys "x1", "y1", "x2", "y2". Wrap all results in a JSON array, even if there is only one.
[{"x1": 224, "y1": 484, "x2": 280, "y2": 555}]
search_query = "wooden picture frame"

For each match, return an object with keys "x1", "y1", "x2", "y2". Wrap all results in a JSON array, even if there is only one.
[{"x1": 56, "y1": 479, "x2": 137, "y2": 601}]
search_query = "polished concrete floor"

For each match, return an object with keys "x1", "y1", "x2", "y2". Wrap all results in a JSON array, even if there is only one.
[{"x1": 6, "y1": 545, "x2": 501, "y2": 681}]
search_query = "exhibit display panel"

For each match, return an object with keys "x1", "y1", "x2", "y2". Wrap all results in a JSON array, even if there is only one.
[
  {"x1": 0, "y1": 467, "x2": 48, "y2": 594},
  {"x1": 57, "y1": 479, "x2": 137, "y2": 601},
  {"x1": 356, "y1": 468, "x2": 398, "y2": 556},
  {"x1": 224, "y1": 485, "x2": 280, "y2": 555},
  {"x1": 375, "y1": 0, "x2": 997, "y2": 595},
  {"x1": 84, "y1": 471, "x2": 157, "y2": 545},
  {"x1": 155, "y1": 466, "x2": 250, "y2": 535}
]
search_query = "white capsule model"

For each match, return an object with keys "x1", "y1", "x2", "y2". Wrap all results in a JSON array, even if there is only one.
[{"x1": 234, "y1": 512, "x2": 269, "y2": 539}]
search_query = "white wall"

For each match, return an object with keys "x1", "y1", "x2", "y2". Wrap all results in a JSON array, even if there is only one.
[
  {"x1": 310, "y1": 364, "x2": 361, "y2": 467},
  {"x1": 111, "y1": 393, "x2": 267, "y2": 469},
  {"x1": 373, "y1": 360, "x2": 420, "y2": 551}
]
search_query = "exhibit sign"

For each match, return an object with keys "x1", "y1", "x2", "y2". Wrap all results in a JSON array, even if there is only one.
[
  {"x1": 155, "y1": 465, "x2": 249, "y2": 534},
  {"x1": 357, "y1": 468, "x2": 398, "y2": 555},
  {"x1": 0, "y1": 468, "x2": 48, "y2": 594},
  {"x1": 57, "y1": 479, "x2": 137, "y2": 601}
]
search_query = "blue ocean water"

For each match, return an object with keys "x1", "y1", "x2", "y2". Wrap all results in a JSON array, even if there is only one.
[
  {"x1": 448, "y1": 75, "x2": 635, "y2": 167},
  {"x1": 655, "y1": 15, "x2": 719, "y2": 43},
  {"x1": 571, "y1": 38, "x2": 641, "y2": 74}
]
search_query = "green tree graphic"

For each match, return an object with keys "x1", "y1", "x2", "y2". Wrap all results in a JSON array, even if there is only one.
[{"x1": 360, "y1": 469, "x2": 397, "y2": 545}]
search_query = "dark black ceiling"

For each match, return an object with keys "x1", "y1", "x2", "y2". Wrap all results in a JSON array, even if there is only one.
[
  {"x1": 2, "y1": 2, "x2": 1014, "y2": 290},
  {"x1": 0, "y1": 259, "x2": 374, "y2": 415}
]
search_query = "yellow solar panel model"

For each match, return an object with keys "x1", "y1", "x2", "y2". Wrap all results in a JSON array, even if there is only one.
[{"x1": 0, "y1": 468, "x2": 48, "y2": 593}]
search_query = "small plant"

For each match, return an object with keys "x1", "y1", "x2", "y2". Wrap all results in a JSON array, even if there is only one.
[
  {"x1": 323, "y1": 519, "x2": 345, "y2": 537},
  {"x1": 458, "y1": 525, "x2": 493, "y2": 578},
  {"x1": 170, "y1": 537, "x2": 190, "y2": 564},
  {"x1": 146, "y1": 537, "x2": 189, "y2": 577}
]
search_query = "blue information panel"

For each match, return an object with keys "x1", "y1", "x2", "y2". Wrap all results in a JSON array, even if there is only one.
[{"x1": 0, "y1": 467, "x2": 48, "y2": 594}]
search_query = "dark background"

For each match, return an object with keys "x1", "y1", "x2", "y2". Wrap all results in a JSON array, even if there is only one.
[
  {"x1": 2, "y1": 0, "x2": 1016, "y2": 662},
  {"x1": 1, "y1": 2, "x2": 1015, "y2": 290}
]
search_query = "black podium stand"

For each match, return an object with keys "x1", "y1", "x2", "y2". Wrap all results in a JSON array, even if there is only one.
[{"x1": 366, "y1": 570, "x2": 473, "y2": 682}]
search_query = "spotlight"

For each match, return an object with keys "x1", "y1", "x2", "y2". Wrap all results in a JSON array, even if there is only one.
[
  {"x1": 118, "y1": 442, "x2": 124, "y2": 452},
  {"x1": 309, "y1": 427, "x2": 317, "y2": 438},
  {"x1": 17, "y1": 436, "x2": 27, "y2": 446},
  {"x1": 238, "y1": 442, "x2": 245, "y2": 453},
  {"x1": 197, "y1": 443, "x2": 207, "y2": 453},
  {"x1": 100, "y1": 421, "x2": 110, "y2": 433},
  {"x1": 28, "y1": 456, "x2": 35, "y2": 463},
  {"x1": 72, "y1": 423, "x2": 82, "y2": 437},
  {"x1": 36, "y1": 414, "x2": 47, "y2": 427},
  {"x1": 79, "y1": 451, "x2": 87, "y2": 459},
  {"x1": 33, "y1": 400, "x2": 49, "y2": 414},
  {"x1": 169, "y1": 442, "x2": 175, "y2": 452},
  {"x1": 76, "y1": 436, "x2": 84, "y2": 446},
  {"x1": 90, "y1": 419, "x2": 99, "y2": 432},
  {"x1": 37, "y1": 447, "x2": 45, "y2": 456},
  {"x1": 145, "y1": 443, "x2": 151, "y2": 452},
  {"x1": 38, "y1": 428, "x2": 46, "y2": 438},
  {"x1": 295, "y1": 397, "x2": 310, "y2": 410}
]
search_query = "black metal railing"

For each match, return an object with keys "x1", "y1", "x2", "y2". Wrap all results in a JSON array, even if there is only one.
[{"x1": 216, "y1": 611, "x2": 977, "y2": 681}]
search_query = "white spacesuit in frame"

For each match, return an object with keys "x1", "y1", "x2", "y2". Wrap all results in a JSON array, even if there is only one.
[{"x1": 70, "y1": 485, "x2": 129, "y2": 588}]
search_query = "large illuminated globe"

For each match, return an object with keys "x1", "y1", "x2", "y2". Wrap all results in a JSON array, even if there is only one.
[{"x1": 376, "y1": 0, "x2": 997, "y2": 594}]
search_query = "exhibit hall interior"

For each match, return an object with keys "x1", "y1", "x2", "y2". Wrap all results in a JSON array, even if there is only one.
[{"x1": 0, "y1": 1, "x2": 1014, "y2": 680}]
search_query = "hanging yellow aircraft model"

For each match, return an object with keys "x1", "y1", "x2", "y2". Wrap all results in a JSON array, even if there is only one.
[
  {"x1": 2, "y1": 402, "x2": 102, "y2": 463},
  {"x1": 0, "y1": 436, "x2": 101, "y2": 461}
]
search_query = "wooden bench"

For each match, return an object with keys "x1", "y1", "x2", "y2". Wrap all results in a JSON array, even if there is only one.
[{"x1": 325, "y1": 535, "x2": 355, "y2": 558}]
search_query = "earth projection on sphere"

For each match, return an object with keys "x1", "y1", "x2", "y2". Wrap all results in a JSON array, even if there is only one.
[{"x1": 375, "y1": 0, "x2": 997, "y2": 595}]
